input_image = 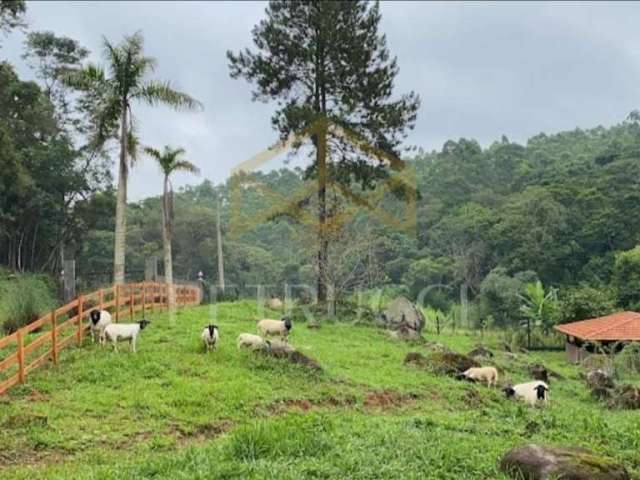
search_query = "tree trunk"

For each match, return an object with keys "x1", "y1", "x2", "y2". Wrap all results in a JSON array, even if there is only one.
[
  {"x1": 216, "y1": 195, "x2": 225, "y2": 294},
  {"x1": 316, "y1": 119, "x2": 328, "y2": 305},
  {"x1": 113, "y1": 100, "x2": 128, "y2": 284},
  {"x1": 162, "y1": 175, "x2": 175, "y2": 308}
]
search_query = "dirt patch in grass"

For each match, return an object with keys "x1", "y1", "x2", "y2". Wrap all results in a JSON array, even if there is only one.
[
  {"x1": 261, "y1": 395, "x2": 358, "y2": 416},
  {"x1": 28, "y1": 389, "x2": 50, "y2": 402},
  {"x1": 363, "y1": 390, "x2": 419, "y2": 410},
  {"x1": 173, "y1": 420, "x2": 235, "y2": 446},
  {"x1": 0, "y1": 448, "x2": 66, "y2": 470}
]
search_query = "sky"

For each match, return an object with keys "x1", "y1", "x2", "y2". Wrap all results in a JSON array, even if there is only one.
[{"x1": 3, "y1": 1, "x2": 640, "y2": 200}]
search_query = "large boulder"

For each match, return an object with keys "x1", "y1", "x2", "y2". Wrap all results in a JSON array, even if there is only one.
[
  {"x1": 381, "y1": 297, "x2": 425, "y2": 340},
  {"x1": 500, "y1": 444, "x2": 630, "y2": 480},
  {"x1": 586, "y1": 370, "x2": 615, "y2": 390}
]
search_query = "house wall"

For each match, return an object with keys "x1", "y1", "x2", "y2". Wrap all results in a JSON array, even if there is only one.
[{"x1": 565, "y1": 341, "x2": 586, "y2": 364}]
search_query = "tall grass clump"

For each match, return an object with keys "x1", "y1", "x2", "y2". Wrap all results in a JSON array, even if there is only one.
[
  {"x1": 227, "y1": 413, "x2": 333, "y2": 462},
  {"x1": 0, "y1": 269, "x2": 56, "y2": 334}
]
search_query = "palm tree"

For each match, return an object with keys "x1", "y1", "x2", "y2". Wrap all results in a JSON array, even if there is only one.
[
  {"x1": 144, "y1": 146, "x2": 200, "y2": 307},
  {"x1": 66, "y1": 32, "x2": 202, "y2": 284}
]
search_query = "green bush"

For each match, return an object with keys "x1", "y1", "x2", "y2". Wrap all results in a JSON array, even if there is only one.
[{"x1": 0, "y1": 270, "x2": 57, "y2": 334}]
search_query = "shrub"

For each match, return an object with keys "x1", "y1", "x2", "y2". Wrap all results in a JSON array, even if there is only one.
[{"x1": 0, "y1": 271, "x2": 56, "y2": 334}]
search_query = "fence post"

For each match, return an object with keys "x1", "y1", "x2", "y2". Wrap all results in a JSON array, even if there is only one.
[
  {"x1": 17, "y1": 330, "x2": 25, "y2": 384},
  {"x1": 129, "y1": 286, "x2": 134, "y2": 321},
  {"x1": 142, "y1": 283, "x2": 146, "y2": 317},
  {"x1": 51, "y1": 309, "x2": 58, "y2": 364},
  {"x1": 99, "y1": 288, "x2": 104, "y2": 311},
  {"x1": 77, "y1": 295, "x2": 84, "y2": 346},
  {"x1": 115, "y1": 285, "x2": 120, "y2": 323}
]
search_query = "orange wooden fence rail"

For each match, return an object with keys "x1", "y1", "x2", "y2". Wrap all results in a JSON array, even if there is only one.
[{"x1": 0, "y1": 281, "x2": 201, "y2": 395}]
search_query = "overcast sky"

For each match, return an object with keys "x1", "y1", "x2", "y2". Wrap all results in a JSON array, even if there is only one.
[{"x1": 4, "y1": 1, "x2": 640, "y2": 199}]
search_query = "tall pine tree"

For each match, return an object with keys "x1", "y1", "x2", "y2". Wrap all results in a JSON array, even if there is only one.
[{"x1": 228, "y1": 1, "x2": 420, "y2": 304}]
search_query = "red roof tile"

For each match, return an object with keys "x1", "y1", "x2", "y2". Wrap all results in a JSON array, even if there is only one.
[{"x1": 554, "y1": 311, "x2": 640, "y2": 341}]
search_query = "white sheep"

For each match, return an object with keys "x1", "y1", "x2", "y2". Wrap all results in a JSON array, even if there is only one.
[
  {"x1": 103, "y1": 319, "x2": 150, "y2": 353},
  {"x1": 503, "y1": 381, "x2": 550, "y2": 406},
  {"x1": 265, "y1": 297, "x2": 283, "y2": 310},
  {"x1": 457, "y1": 366, "x2": 499, "y2": 387},
  {"x1": 257, "y1": 316, "x2": 292, "y2": 342},
  {"x1": 237, "y1": 333, "x2": 270, "y2": 351},
  {"x1": 201, "y1": 324, "x2": 220, "y2": 352},
  {"x1": 89, "y1": 309, "x2": 112, "y2": 345}
]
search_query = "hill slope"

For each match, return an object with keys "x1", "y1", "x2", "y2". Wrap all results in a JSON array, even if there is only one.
[{"x1": 1, "y1": 302, "x2": 639, "y2": 479}]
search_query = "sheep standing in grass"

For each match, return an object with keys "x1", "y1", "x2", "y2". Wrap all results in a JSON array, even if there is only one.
[
  {"x1": 103, "y1": 319, "x2": 150, "y2": 353},
  {"x1": 265, "y1": 297, "x2": 283, "y2": 310},
  {"x1": 201, "y1": 325, "x2": 219, "y2": 352},
  {"x1": 257, "y1": 316, "x2": 292, "y2": 343},
  {"x1": 89, "y1": 309, "x2": 112, "y2": 345},
  {"x1": 503, "y1": 381, "x2": 550, "y2": 406},
  {"x1": 237, "y1": 333, "x2": 270, "y2": 351},
  {"x1": 456, "y1": 366, "x2": 498, "y2": 387}
]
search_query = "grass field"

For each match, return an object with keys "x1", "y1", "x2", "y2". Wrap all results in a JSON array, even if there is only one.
[{"x1": 1, "y1": 301, "x2": 639, "y2": 479}]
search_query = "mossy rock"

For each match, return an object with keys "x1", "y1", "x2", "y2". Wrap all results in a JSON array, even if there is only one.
[
  {"x1": 500, "y1": 443, "x2": 630, "y2": 480},
  {"x1": 404, "y1": 352, "x2": 429, "y2": 368},
  {"x1": 608, "y1": 384, "x2": 640, "y2": 410},
  {"x1": 426, "y1": 350, "x2": 480, "y2": 377}
]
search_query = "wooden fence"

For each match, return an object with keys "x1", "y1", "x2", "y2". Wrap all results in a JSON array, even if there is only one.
[{"x1": 0, "y1": 282, "x2": 201, "y2": 395}]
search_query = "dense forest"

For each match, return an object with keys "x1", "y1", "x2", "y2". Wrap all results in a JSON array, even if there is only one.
[{"x1": 3, "y1": 0, "x2": 640, "y2": 337}]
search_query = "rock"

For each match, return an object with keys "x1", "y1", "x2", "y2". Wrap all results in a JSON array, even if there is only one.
[
  {"x1": 591, "y1": 387, "x2": 613, "y2": 401},
  {"x1": 258, "y1": 342, "x2": 322, "y2": 372},
  {"x1": 389, "y1": 324, "x2": 422, "y2": 341},
  {"x1": 586, "y1": 370, "x2": 615, "y2": 390},
  {"x1": 529, "y1": 364, "x2": 549, "y2": 383},
  {"x1": 380, "y1": 297, "x2": 425, "y2": 340},
  {"x1": 426, "y1": 350, "x2": 480, "y2": 377},
  {"x1": 404, "y1": 352, "x2": 429, "y2": 368},
  {"x1": 608, "y1": 384, "x2": 640, "y2": 410},
  {"x1": 500, "y1": 444, "x2": 630, "y2": 480},
  {"x1": 403, "y1": 349, "x2": 479, "y2": 376},
  {"x1": 468, "y1": 345, "x2": 494, "y2": 358}
]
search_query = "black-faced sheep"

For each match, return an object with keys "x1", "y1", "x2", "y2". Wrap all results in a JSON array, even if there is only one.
[
  {"x1": 201, "y1": 324, "x2": 219, "y2": 352},
  {"x1": 89, "y1": 309, "x2": 112, "y2": 345},
  {"x1": 103, "y1": 319, "x2": 150, "y2": 353},
  {"x1": 503, "y1": 381, "x2": 549, "y2": 406},
  {"x1": 257, "y1": 316, "x2": 292, "y2": 342}
]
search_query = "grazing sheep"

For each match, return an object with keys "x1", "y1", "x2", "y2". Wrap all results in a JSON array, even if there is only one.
[
  {"x1": 503, "y1": 381, "x2": 550, "y2": 406},
  {"x1": 103, "y1": 319, "x2": 150, "y2": 353},
  {"x1": 237, "y1": 333, "x2": 271, "y2": 351},
  {"x1": 456, "y1": 366, "x2": 499, "y2": 387},
  {"x1": 257, "y1": 316, "x2": 292, "y2": 342},
  {"x1": 89, "y1": 309, "x2": 112, "y2": 345},
  {"x1": 265, "y1": 297, "x2": 283, "y2": 310},
  {"x1": 201, "y1": 324, "x2": 220, "y2": 352}
]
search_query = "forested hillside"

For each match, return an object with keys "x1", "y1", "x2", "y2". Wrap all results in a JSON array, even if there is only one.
[
  {"x1": 62, "y1": 120, "x2": 640, "y2": 332},
  {"x1": 3, "y1": 0, "x2": 640, "y2": 337}
]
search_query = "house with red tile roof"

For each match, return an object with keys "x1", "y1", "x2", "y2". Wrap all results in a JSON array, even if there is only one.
[{"x1": 554, "y1": 311, "x2": 640, "y2": 363}]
